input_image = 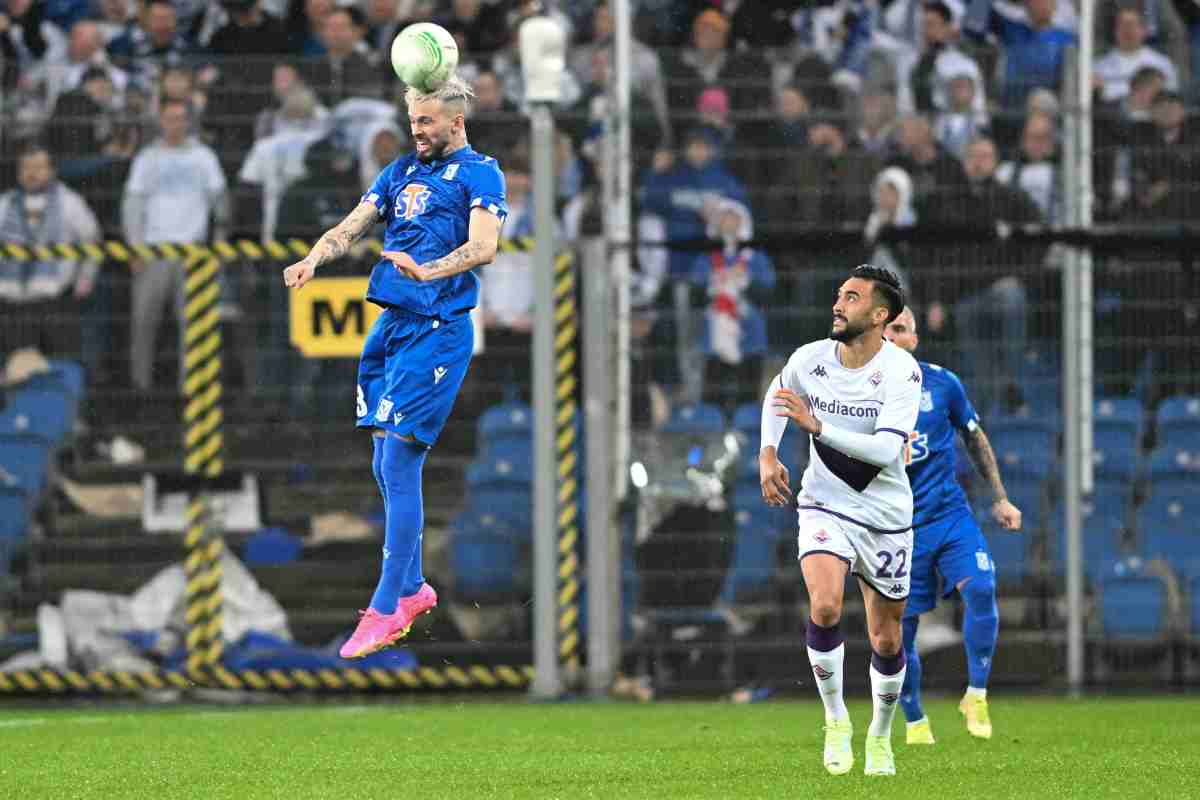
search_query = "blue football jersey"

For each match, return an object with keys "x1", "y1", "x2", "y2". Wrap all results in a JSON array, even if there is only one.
[
  {"x1": 361, "y1": 145, "x2": 507, "y2": 318},
  {"x1": 907, "y1": 361, "x2": 980, "y2": 526}
]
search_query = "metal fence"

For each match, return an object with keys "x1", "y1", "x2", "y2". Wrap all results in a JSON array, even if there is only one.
[{"x1": 0, "y1": 47, "x2": 1198, "y2": 697}]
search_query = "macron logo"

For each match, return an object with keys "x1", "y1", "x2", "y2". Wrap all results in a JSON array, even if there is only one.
[{"x1": 434, "y1": 366, "x2": 448, "y2": 385}]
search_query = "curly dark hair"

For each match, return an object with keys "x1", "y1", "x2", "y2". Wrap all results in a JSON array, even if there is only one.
[{"x1": 850, "y1": 264, "x2": 905, "y2": 324}]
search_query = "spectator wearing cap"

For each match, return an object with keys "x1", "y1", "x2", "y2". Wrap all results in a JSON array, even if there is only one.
[
  {"x1": 660, "y1": 8, "x2": 771, "y2": 119},
  {"x1": 0, "y1": 142, "x2": 102, "y2": 364},
  {"x1": 1094, "y1": 6, "x2": 1180, "y2": 102},
  {"x1": 963, "y1": 0, "x2": 1077, "y2": 108},
  {"x1": 300, "y1": 6, "x2": 381, "y2": 107}
]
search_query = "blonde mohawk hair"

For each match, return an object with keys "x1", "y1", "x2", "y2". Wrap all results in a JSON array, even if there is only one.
[{"x1": 404, "y1": 74, "x2": 475, "y2": 116}]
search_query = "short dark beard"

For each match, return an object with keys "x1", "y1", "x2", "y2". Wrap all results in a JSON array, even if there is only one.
[
  {"x1": 416, "y1": 138, "x2": 448, "y2": 163},
  {"x1": 830, "y1": 317, "x2": 870, "y2": 342}
]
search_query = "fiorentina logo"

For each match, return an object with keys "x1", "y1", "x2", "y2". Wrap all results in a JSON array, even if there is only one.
[
  {"x1": 869, "y1": 370, "x2": 883, "y2": 386},
  {"x1": 813, "y1": 665, "x2": 834, "y2": 680},
  {"x1": 878, "y1": 692, "x2": 899, "y2": 705},
  {"x1": 813, "y1": 529, "x2": 830, "y2": 543}
]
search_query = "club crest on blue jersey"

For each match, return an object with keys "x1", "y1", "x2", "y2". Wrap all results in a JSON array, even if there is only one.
[
  {"x1": 396, "y1": 184, "x2": 431, "y2": 219},
  {"x1": 920, "y1": 390, "x2": 934, "y2": 412}
]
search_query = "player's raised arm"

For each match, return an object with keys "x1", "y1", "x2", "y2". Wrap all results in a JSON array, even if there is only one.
[
  {"x1": 382, "y1": 206, "x2": 501, "y2": 281},
  {"x1": 282, "y1": 201, "x2": 379, "y2": 290}
]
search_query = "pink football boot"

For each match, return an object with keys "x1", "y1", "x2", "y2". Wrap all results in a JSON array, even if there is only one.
[{"x1": 338, "y1": 583, "x2": 438, "y2": 659}]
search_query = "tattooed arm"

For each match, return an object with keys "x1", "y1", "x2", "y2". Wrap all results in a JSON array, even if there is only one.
[
  {"x1": 282, "y1": 202, "x2": 378, "y2": 289},
  {"x1": 381, "y1": 207, "x2": 502, "y2": 281},
  {"x1": 964, "y1": 426, "x2": 1023, "y2": 530}
]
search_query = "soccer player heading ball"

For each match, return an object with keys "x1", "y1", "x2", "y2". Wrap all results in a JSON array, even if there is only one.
[
  {"x1": 760, "y1": 265, "x2": 920, "y2": 777},
  {"x1": 283, "y1": 75, "x2": 507, "y2": 659}
]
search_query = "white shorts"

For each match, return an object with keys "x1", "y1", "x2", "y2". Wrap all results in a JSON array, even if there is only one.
[{"x1": 796, "y1": 504, "x2": 913, "y2": 600}]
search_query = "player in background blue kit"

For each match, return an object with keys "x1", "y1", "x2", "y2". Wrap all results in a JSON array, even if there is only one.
[
  {"x1": 283, "y1": 76, "x2": 507, "y2": 658},
  {"x1": 883, "y1": 308, "x2": 1022, "y2": 742}
]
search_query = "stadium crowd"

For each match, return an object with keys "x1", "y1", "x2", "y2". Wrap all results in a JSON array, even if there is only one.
[{"x1": 0, "y1": 0, "x2": 1196, "y2": 424}]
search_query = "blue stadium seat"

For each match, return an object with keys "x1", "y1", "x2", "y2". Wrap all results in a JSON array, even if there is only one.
[
  {"x1": 1002, "y1": 476, "x2": 1044, "y2": 530},
  {"x1": 1157, "y1": 395, "x2": 1200, "y2": 440},
  {"x1": 1051, "y1": 508, "x2": 1126, "y2": 579},
  {"x1": 47, "y1": 360, "x2": 86, "y2": 399},
  {"x1": 979, "y1": 517, "x2": 1028, "y2": 580},
  {"x1": 660, "y1": 402, "x2": 726, "y2": 435},
  {"x1": 987, "y1": 418, "x2": 1057, "y2": 479},
  {"x1": 448, "y1": 510, "x2": 528, "y2": 601},
  {"x1": 719, "y1": 510, "x2": 783, "y2": 605},
  {"x1": 6, "y1": 387, "x2": 73, "y2": 444},
  {"x1": 1086, "y1": 479, "x2": 1134, "y2": 523},
  {"x1": 1014, "y1": 348, "x2": 1060, "y2": 417},
  {"x1": 0, "y1": 486, "x2": 30, "y2": 578},
  {"x1": 732, "y1": 403, "x2": 760, "y2": 438},
  {"x1": 1191, "y1": 575, "x2": 1200, "y2": 636},
  {"x1": 1147, "y1": 447, "x2": 1200, "y2": 479},
  {"x1": 1100, "y1": 575, "x2": 1168, "y2": 638},
  {"x1": 1137, "y1": 484, "x2": 1200, "y2": 568},
  {"x1": 0, "y1": 434, "x2": 52, "y2": 499},
  {"x1": 466, "y1": 444, "x2": 534, "y2": 488},
  {"x1": 477, "y1": 402, "x2": 533, "y2": 450},
  {"x1": 1092, "y1": 397, "x2": 1143, "y2": 480}
]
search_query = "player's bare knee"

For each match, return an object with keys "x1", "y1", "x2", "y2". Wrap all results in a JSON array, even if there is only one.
[
  {"x1": 869, "y1": 628, "x2": 903, "y2": 657},
  {"x1": 809, "y1": 597, "x2": 843, "y2": 627}
]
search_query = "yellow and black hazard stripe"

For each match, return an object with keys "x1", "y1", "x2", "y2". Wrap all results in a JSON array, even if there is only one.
[
  {"x1": 0, "y1": 665, "x2": 534, "y2": 695},
  {"x1": 552, "y1": 251, "x2": 581, "y2": 673},
  {"x1": 181, "y1": 253, "x2": 227, "y2": 675},
  {"x1": 0, "y1": 237, "x2": 536, "y2": 264}
]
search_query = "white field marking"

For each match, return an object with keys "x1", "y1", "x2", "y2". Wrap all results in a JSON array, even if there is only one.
[{"x1": 0, "y1": 718, "x2": 47, "y2": 728}]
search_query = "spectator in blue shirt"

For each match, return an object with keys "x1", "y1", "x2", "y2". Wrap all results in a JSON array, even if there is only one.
[{"x1": 964, "y1": 0, "x2": 1077, "y2": 108}]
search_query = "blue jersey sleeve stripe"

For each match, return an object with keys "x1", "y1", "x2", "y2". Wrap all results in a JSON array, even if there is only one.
[{"x1": 878, "y1": 427, "x2": 909, "y2": 439}]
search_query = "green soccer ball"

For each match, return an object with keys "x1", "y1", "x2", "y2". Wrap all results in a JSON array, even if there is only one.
[{"x1": 390, "y1": 22, "x2": 459, "y2": 93}]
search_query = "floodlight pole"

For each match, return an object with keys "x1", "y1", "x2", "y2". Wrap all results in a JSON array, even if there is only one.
[{"x1": 522, "y1": 15, "x2": 567, "y2": 700}]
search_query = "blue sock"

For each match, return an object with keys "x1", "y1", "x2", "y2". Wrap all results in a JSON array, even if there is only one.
[
  {"x1": 371, "y1": 436, "x2": 386, "y2": 512},
  {"x1": 899, "y1": 616, "x2": 924, "y2": 722},
  {"x1": 368, "y1": 436, "x2": 429, "y2": 613},
  {"x1": 961, "y1": 575, "x2": 999, "y2": 689}
]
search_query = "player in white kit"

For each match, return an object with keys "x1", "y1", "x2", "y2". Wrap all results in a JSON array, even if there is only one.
[{"x1": 759, "y1": 265, "x2": 921, "y2": 777}]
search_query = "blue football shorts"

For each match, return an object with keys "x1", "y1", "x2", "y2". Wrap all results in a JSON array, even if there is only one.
[
  {"x1": 355, "y1": 307, "x2": 473, "y2": 447},
  {"x1": 905, "y1": 507, "x2": 994, "y2": 618}
]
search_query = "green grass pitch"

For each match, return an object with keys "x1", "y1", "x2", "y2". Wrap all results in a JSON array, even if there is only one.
[{"x1": 1, "y1": 696, "x2": 1195, "y2": 799}]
